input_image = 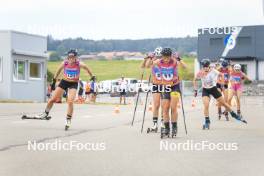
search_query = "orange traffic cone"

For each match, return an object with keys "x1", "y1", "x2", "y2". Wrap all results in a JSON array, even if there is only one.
[
  {"x1": 114, "y1": 105, "x2": 120, "y2": 114},
  {"x1": 148, "y1": 102, "x2": 153, "y2": 112}
]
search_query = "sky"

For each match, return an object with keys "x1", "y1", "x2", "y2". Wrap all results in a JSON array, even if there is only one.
[{"x1": 0, "y1": 0, "x2": 264, "y2": 40}]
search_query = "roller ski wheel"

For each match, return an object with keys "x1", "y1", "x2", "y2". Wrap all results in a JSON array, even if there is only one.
[
  {"x1": 171, "y1": 127, "x2": 177, "y2": 138},
  {"x1": 238, "y1": 115, "x2": 247, "y2": 124},
  {"x1": 160, "y1": 128, "x2": 170, "y2": 139},
  {"x1": 21, "y1": 114, "x2": 51, "y2": 121},
  {"x1": 202, "y1": 121, "x2": 210, "y2": 130},
  {"x1": 231, "y1": 112, "x2": 247, "y2": 124},
  {"x1": 65, "y1": 125, "x2": 70, "y2": 131},
  {"x1": 218, "y1": 114, "x2": 221, "y2": 120},
  {"x1": 146, "y1": 127, "x2": 158, "y2": 133},
  {"x1": 147, "y1": 123, "x2": 158, "y2": 133}
]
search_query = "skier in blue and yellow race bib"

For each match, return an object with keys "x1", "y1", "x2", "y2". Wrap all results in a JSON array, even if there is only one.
[{"x1": 150, "y1": 47, "x2": 187, "y2": 138}]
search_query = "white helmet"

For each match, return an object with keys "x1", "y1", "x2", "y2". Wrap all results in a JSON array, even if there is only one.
[
  {"x1": 234, "y1": 64, "x2": 241, "y2": 71},
  {"x1": 154, "y1": 47, "x2": 162, "y2": 57}
]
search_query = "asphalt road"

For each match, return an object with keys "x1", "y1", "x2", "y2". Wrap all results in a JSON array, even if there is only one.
[{"x1": 0, "y1": 96, "x2": 264, "y2": 176}]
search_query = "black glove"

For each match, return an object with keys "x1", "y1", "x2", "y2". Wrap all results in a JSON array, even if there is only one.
[
  {"x1": 173, "y1": 52, "x2": 181, "y2": 61},
  {"x1": 147, "y1": 52, "x2": 155, "y2": 59},
  {"x1": 90, "y1": 75, "x2": 96, "y2": 81},
  {"x1": 194, "y1": 90, "x2": 198, "y2": 97},
  {"x1": 51, "y1": 78, "x2": 56, "y2": 91}
]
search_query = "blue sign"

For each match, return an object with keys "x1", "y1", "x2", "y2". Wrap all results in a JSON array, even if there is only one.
[{"x1": 224, "y1": 34, "x2": 236, "y2": 50}]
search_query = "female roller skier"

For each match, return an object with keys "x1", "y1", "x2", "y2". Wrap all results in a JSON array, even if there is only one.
[
  {"x1": 228, "y1": 64, "x2": 251, "y2": 119},
  {"x1": 150, "y1": 47, "x2": 187, "y2": 138},
  {"x1": 216, "y1": 59, "x2": 231, "y2": 120},
  {"x1": 193, "y1": 59, "x2": 246, "y2": 130},
  {"x1": 141, "y1": 47, "x2": 164, "y2": 133},
  {"x1": 36, "y1": 49, "x2": 94, "y2": 130}
]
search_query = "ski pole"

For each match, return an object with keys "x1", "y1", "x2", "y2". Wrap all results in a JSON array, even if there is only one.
[
  {"x1": 131, "y1": 68, "x2": 145, "y2": 126},
  {"x1": 141, "y1": 74, "x2": 152, "y2": 133},
  {"x1": 180, "y1": 81, "x2": 188, "y2": 135}
]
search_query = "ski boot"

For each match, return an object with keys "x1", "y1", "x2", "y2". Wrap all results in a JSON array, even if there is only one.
[
  {"x1": 171, "y1": 123, "x2": 178, "y2": 138},
  {"x1": 35, "y1": 112, "x2": 51, "y2": 120},
  {"x1": 160, "y1": 118, "x2": 164, "y2": 129},
  {"x1": 218, "y1": 109, "x2": 222, "y2": 120},
  {"x1": 160, "y1": 127, "x2": 170, "y2": 139},
  {"x1": 230, "y1": 111, "x2": 247, "y2": 124},
  {"x1": 147, "y1": 122, "x2": 158, "y2": 133},
  {"x1": 224, "y1": 111, "x2": 229, "y2": 121},
  {"x1": 65, "y1": 118, "x2": 71, "y2": 131},
  {"x1": 202, "y1": 118, "x2": 210, "y2": 130}
]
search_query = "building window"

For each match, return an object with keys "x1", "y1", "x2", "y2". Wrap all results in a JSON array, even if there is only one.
[
  {"x1": 13, "y1": 60, "x2": 26, "y2": 80},
  {"x1": 210, "y1": 38, "x2": 223, "y2": 46},
  {"x1": 237, "y1": 37, "x2": 251, "y2": 45},
  {"x1": 29, "y1": 62, "x2": 42, "y2": 79}
]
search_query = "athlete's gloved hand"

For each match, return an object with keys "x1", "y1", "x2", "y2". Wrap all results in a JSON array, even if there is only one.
[
  {"x1": 173, "y1": 52, "x2": 181, "y2": 61},
  {"x1": 194, "y1": 90, "x2": 198, "y2": 97},
  {"x1": 90, "y1": 75, "x2": 96, "y2": 81},
  {"x1": 51, "y1": 78, "x2": 56, "y2": 91}
]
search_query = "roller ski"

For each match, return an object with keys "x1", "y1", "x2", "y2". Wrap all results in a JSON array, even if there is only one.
[
  {"x1": 218, "y1": 108, "x2": 222, "y2": 120},
  {"x1": 65, "y1": 118, "x2": 71, "y2": 131},
  {"x1": 202, "y1": 118, "x2": 210, "y2": 130},
  {"x1": 230, "y1": 111, "x2": 247, "y2": 124},
  {"x1": 237, "y1": 110, "x2": 242, "y2": 119},
  {"x1": 224, "y1": 111, "x2": 229, "y2": 121},
  {"x1": 160, "y1": 127, "x2": 170, "y2": 139},
  {"x1": 147, "y1": 122, "x2": 158, "y2": 133},
  {"x1": 22, "y1": 112, "x2": 51, "y2": 120},
  {"x1": 171, "y1": 125, "x2": 177, "y2": 138}
]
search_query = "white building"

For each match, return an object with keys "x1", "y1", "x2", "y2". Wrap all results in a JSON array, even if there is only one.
[
  {"x1": 198, "y1": 25, "x2": 264, "y2": 81},
  {"x1": 0, "y1": 30, "x2": 48, "y2": 102}
]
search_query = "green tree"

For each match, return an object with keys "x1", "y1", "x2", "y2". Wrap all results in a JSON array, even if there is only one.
[
  {"x1": 47, "y1": 69, "x2": 54, "y2": 83},
  {"x1": 49, "y1": 52, "x2": 61, "y2": 61}
]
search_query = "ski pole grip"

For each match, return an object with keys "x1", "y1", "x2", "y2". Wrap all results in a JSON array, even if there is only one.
[{"x1": 194, "y1": 90, "x2": 198, "y2": 97}]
